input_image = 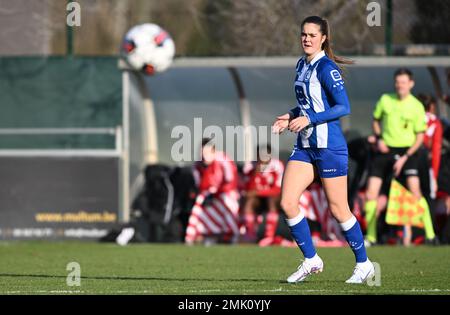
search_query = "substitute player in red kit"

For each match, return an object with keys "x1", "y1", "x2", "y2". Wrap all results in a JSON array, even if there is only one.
[
  {"x1": 242, "y1": 144, "x2": 284, "y2": 242},
  {"x1": 185, "y1": 138, "x2": 240, "y2": 245},
  {"x1": 419, "y1": 94, "x2": 443, "y2": 197}
]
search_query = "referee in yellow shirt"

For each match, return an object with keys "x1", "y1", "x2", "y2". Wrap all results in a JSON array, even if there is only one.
[{"x1": 365, "y1": 68, "x2": 437, "y2": 245}]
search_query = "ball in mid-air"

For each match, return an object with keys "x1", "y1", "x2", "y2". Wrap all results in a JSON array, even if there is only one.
[{"x1": 121, "y1": 23, "x2": 175, "y2": 75}]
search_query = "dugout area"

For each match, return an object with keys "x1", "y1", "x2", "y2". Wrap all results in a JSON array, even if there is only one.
[{"x1": 0, "y1": 56, "x2": 449, "y2": 240}]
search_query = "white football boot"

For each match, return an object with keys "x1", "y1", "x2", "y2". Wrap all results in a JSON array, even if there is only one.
[
  {"x1": 345, "y1": 259, "x2": 375, "y2": 284},
  {"x1": 287, "y1": 255, "x2": 324, "y2": 283}
]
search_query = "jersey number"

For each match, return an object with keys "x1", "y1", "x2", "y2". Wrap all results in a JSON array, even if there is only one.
[{"x1": 295, "y1": 83, "x2": 310, "y2": 109}]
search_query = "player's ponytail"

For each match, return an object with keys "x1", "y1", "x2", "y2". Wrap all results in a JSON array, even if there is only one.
[{"x1": 301, "y1": 16, "x2": 354, "y2": 68}]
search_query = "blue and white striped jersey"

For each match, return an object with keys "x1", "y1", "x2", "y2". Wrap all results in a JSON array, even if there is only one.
[{"x1": 289, "y1": 50, "x2": 350, "y2": 149}]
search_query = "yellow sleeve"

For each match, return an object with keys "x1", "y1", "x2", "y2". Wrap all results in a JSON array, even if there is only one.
[
  {"x1": 373, "y1": 95, "x2": 385, "y2": 120},
  {"x1": 414, "y1": 103, "x2": 427, "y2": 133}
]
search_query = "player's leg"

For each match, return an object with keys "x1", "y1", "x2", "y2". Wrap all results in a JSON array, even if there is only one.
[
  {"x1": 242, "y1": 195, "x2": 260, "y2": 241},
  {"x1": 267, "y1": 196, "x2": 279, "y2": 213},
  {"x1": 364, "y1": 151, "x2": 390, "y2": 244},
  {"x1": 319, "y1": 148, "x2": 374, "y2": 283},
  {"x1": 216, "y1": 191, "x2": 240, "y2": 244},
  {"x1": 264, "y1": 197, "x2": 280, "y2": 238},
  {"x1": 185, "y1": 203, "x2": 219, "y2": 244},
  {"x1": 281, "y1": 157, "x2": 323, "y2": 283},
  {"x1": 322, "y1": 176, "x2": 370, "y2": 263},
  {"x1": 281, "y1": 160, "x2": 316, "y2": 257},
  {"x1": 403, "y1": 224, "x2": 412, "y2": 246},
  {"x1": 403, "y1": 152, "x2": 437, "y2": 242},
  {"x1": 365, "y1": 176, "x2": 383, "y2": 243},
  {"x1": 406, "y1": 176, "x2": 436, "y2": 241},
  {"x1": 185, "y1": 204, "x2": 202, "y2": 244}
]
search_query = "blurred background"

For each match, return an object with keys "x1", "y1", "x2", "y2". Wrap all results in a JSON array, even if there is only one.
[
  {"x1": 0, "y1": 0, "x2": 449, "y2": 244},
  {"x1": 1, "y1": 0, "x2": 450, "y2": 57}
]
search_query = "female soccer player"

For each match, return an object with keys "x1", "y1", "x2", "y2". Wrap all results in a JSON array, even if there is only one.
[{"x1": 272, "y1": 16, "x2": 374, "y2": 284}]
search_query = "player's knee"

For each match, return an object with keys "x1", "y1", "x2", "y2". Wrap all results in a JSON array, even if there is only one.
[
  {"x1": 280, "y1": 198, "x2": 298, "y2": 217},
  {"x1": 328, "y1": 201, "x2": 351, "y2": 222},
  {"x1": 406, "y1": 177, "x2": 422, "y2": 198},
  {"x1": 365, "y1": 189, "x2": 378, "y2": 201}
]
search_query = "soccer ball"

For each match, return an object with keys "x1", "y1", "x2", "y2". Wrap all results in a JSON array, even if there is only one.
[{"x1": 121, "y1": 23, "x2": 175, "y2": 75}]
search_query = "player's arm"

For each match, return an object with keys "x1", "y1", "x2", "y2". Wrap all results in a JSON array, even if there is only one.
[
  {"x1": 372, "y1": 119, "x2": 382, "y2": 138},
  {"x1": 368, "y1": 96, "x2": 390, "y2": 153},
  {"x1": 393, "y1": 106, "x2": 426, "y2": 176},
  {"x1": 369, "y1": 119, "x2": 388, "y2": 150},
  {"x1": 404, "y1": 104, "x2": 427, "y2": 157},
  {"x1": 431, "y1": 120, "x2": 443, "y2": 179},
  {"x1": 192, "y1": 163, "x2": 202, "y2": 187},
  {"x1": 273, "y1": 112, "x2": 292, "y2": 134},
  {"x1": 393, "y1": 132, "x2": 423, "y2": 176},
  {"x1": 199, "y1": 177, "x2": 220, "y2": 196},
  {"x1": 306, "y1": 64, "x2": 350, "y2": 125},
  {"x1": 273, "y1": 106, "x2": 300, "y2": 133},
  {"x1": 371, "y1": 96, "x2": 384, "y2": 139},
  {"x1": 288, "y1": 106, "x2": 301, "y2": 120},
  {"x1": 196, "y1": 165, "x2": 222, "y2": 205},
  {"x1": 405, "y1": 132, "x2": 424, "y2": 157}
]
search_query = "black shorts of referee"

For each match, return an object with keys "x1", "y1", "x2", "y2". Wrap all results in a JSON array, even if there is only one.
[{"x1": 368, "y1": 147, "x2": 420, "y2": 180}]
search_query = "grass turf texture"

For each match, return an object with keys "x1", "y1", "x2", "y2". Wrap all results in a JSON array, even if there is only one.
[{"x1": 0, "y1": 242, "x2": 448, "y2": 295}]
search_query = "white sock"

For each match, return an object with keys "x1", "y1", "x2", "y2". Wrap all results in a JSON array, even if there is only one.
[
  {"x1": 357, "y1": 258, "x2": 371, "y2": 266},
  {"x1": 285, "y1": 212, "x2": 305, "y2": 227},
  {"x1": 305, "y1": 253, "x2": 319, "y2": 262},
  {"x1": 340, "y1": 215, "x2": 357, "y2": 231}
]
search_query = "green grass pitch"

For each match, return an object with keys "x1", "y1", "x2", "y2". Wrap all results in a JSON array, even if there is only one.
[{"x1": 0, "y1": 242, "x2": 449, "y2": 295}]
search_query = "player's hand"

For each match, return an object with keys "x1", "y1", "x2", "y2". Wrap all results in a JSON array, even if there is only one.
[
  {"x1": 367, "y1": 135, "x2": 377, "y2": 144},
  {"x1": 194, "y1": 193, "x2": 206, "y2": 206},
  {"x1": 393, "y1": 155, "x2": 408, "y2": 177},
  {"x1": 377, "y1": 139, "x2": 390, "y2": 153},
  {"x1": 272, "y1": 114, "x2": 289, "y2": 134},
  {"x1": 367, "y1": 135, "x2": 378, "y2": 152},
  {"x1": 288, "y1": 116, "x2": 310, "y2": 133}
]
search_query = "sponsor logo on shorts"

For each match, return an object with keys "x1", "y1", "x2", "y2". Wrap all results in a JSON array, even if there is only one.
[
  {"x1": 404, "y1": 169, "x2": 418, "y2": 175},
  {"x1": 323, "y1": 168, "x2": 337, "y2": 173}
]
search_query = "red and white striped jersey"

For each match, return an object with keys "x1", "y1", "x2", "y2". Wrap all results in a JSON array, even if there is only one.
[{"x1": 424, "y1": 112, "x2": 443, "y2": 179}]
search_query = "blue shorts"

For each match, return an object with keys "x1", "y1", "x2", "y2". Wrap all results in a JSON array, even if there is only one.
[{"x1": 288, "y1": 146, "x2": 348, "y2": 178}]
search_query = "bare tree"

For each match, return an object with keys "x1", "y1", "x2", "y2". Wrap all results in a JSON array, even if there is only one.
[{"x1": 197, "y1": 0, "x2": 376, "y2": 56}]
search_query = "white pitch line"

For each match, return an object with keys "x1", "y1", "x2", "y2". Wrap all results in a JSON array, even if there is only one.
[
  {"x1": 3, "y1": 290, "x2": 84, "y2": 294},
  {"x1": 2, "y1": 288, "x2": 449, "y2": 294},
  {"x1": 187, "y1": 288, "x2": 450, "y2": 294}
]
